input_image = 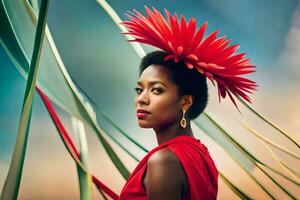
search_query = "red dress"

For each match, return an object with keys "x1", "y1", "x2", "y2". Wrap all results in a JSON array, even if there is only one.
[{"x1": 119, "y1": 135, "x2": 218, "y2": 200}]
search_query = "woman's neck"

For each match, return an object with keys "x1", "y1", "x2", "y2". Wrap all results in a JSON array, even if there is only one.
[{"x1": 153, "y1": 121, "x2": 194, "y2": 145}]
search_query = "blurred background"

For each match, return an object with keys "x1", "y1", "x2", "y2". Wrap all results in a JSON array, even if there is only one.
[{"x1": 1, "y1": 0, "x2": 299, "y2": 199}]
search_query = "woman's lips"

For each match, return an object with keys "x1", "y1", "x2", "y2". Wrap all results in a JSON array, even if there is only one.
[
  {"x1": 137, "y1": 112, "x2": 150, "y2": 118},
  {"x1": 136, "y1": 109, "x2": 151, "y2": 118},
  {"x1": 137, "y1": 109, "x2": 151, "y2": 119}
]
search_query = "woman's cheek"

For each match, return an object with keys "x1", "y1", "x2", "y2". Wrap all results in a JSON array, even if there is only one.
[{"x1": 157, "y1": 101, "x2": 179, "y2": 122}]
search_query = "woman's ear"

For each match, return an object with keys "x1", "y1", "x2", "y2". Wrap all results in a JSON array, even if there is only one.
[{"x1": 181, "y1": 95, "x2": 194, "y2": 111}]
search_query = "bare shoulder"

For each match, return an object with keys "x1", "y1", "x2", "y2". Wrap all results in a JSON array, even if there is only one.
[
  {"x1": 143, "y1": 148, "x2": 187, "y2": 200},
  {"x1": 148, "y1": 148, "x2": 180, "y2": 166}
]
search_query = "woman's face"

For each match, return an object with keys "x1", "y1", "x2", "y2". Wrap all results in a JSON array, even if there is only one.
[{"x1": 134, "y1": 64, "x2": 182, "y2": 128}]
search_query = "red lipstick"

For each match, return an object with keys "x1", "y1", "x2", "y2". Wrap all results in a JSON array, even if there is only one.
[{"x1": 137, "y1": 109, "x2": 151, "y2": 118}]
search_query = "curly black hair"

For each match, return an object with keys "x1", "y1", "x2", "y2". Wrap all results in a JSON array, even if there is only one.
[{"x1": 139, "y1": 51, "x2": 208, "y2": 120}]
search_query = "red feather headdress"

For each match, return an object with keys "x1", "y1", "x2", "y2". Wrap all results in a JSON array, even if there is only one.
[{"x1": 121, "y1": 6, "x2": 258, "y2": 112}]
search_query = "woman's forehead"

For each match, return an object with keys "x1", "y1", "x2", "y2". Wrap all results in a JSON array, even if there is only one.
[{"x1": 138, "y1": 64, "x2": 171, "y2": 84}]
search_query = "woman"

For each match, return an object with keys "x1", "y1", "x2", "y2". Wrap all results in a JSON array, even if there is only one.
[
  {"x1": 119, "y1": 7, "x2": 256, "y2": 200},
  {"x1": 119, "y1": 51, "x2": 218, "y2": 200}
]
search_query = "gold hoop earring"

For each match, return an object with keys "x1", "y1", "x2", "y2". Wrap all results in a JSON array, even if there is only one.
[{"x1": 180, "y1": 109, "x2": 187, "y2": 128}]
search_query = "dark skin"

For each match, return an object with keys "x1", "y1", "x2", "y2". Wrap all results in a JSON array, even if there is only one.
[{"x1": 134, "y1": 64, "x2": 195, "y2": 200}]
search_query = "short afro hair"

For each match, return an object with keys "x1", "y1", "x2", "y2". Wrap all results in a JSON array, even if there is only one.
[{"x1": 139, "y1": 51, "x2": 208, "y2": 120}]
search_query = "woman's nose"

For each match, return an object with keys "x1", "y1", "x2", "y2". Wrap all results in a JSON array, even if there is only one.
[{"x1": 136, "y1": 91, "x2": 150, "y2": 105}]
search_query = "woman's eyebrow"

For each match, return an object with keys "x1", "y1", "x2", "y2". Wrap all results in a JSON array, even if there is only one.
[{"x1": 137, "y1": 80, "x2": 168, "y2": 87}]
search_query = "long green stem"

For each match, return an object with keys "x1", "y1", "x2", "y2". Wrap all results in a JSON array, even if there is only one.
[
  {"x1": 0, "y1": 1, "x2": 49, "y2": 199},
  {"x1": 71, "y1": 117, "x2": 93, "y2": 200},
  {"x1": 238, "y1": 96, "x2": 300, "y2": 149}
]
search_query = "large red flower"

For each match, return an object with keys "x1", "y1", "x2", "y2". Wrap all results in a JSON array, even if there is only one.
[{"x1": 121, "y1": 6, "x2": 257, "y2": 112}]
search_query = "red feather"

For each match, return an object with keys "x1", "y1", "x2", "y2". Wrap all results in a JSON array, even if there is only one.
[{"x1": 121, "y1": 6, "x2": 257, "y2": 111}]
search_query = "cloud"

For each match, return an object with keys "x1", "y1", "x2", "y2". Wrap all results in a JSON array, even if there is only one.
[
  {"x1": 278, "y1": 3, "x2": 300, "y2": 81},
  {"x1": 273, "y1": 2, "x2": 300, "y2": 141}
]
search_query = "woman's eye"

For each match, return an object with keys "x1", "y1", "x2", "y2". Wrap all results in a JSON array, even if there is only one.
[
  {"x1": 134, "y1": 87, "x2": 143, "y2": 94},
  {"x1": 134, "y1": 87, "x2": 163, "y2": 94},
  {"x1": 152, "y1": 88, "x2": 163, "y2": 94}
]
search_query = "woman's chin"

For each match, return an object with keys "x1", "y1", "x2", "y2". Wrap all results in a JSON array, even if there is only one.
[{"x1": 137, "y1": 121, "x2": 153, "y2": 128}]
